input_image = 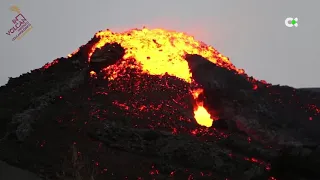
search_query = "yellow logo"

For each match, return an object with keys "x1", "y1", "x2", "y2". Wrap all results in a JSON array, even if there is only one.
[{"x1": 6, "y1": 5, "x2": 33, "y2": 41}]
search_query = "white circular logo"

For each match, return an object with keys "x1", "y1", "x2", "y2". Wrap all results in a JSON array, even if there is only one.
[{"x1": 285, "y1": 17, "x2": 298, "y2": 27}]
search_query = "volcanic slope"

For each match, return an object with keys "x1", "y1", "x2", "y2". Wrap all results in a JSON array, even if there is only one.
[{"x1": 1, "y1": 28, "x2": 320, "y2": 180}]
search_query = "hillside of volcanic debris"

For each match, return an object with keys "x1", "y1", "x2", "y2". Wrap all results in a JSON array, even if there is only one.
[{"x1": 1, "y1": 28, "x2": 320, "y2": 180}]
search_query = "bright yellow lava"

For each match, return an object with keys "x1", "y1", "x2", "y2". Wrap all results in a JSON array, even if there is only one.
[
  {"x1": 90, "y1": 28, "x2": 241, "y2": 83},
  {"x1": 194, "y1": 106, "x2": 213, "y2": 127}
]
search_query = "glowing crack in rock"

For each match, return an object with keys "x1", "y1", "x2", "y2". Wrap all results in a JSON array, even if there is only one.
[{"x1": 192, "y1": 88, "x2": 213, "y2": 127}]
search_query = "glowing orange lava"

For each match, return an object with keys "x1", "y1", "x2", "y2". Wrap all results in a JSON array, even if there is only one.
[
  {"x1": 192, "y1": 88, "x2": 213, "y2": 127},
  {"x1": 82, "y1": 28, "x2": 244, "y2": 127}
]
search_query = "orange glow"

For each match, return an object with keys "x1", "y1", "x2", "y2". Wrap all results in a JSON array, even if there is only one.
[
  {"x1": 192, "y1": 88, "x2": 203, "y2": 99},
  {"x1": 89, "y1": 71, "x2": 97, "y2": 78},
  {"x1": 83, "y1": 28, "x2": 244, "y2": 127},
  {"x1": 192, "y1": 89, "x2": 213, "y2": 127}
]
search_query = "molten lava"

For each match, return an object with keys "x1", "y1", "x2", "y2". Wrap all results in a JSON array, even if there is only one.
[
  {"x1": 79, "y1": 28, "x2": 244, "y2": 127},
  {"x1": 192, "y1": 88, "x2": 213, "y2": 127}
]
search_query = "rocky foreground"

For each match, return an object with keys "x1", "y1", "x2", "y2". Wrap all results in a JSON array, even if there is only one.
[{"x1": 1, "y1": 36, "x2": 320, "y2": 180}]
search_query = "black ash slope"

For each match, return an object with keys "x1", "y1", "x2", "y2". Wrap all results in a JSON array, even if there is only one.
[{"x1": 0, "y1": 39, "x2": 320, "y2": 180}]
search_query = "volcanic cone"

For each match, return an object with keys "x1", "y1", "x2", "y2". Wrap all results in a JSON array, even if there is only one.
[{"x1": 1, "y1": 28, "x2": 320, "y2": 180}]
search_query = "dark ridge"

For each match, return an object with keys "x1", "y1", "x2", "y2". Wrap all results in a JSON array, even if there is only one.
[{"x1": 300, "y1": 88, "x2": 320, "y2": 93}]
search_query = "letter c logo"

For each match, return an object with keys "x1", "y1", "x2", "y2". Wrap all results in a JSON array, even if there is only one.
[{"x1": 285, "y1": 17, "x2": 293, "y2": 27}]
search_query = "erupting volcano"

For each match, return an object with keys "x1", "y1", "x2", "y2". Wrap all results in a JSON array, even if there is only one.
[
  {"x1": 1, "y1": 27, "x2": 320, "y2": 180},
  {"x1": 81, "y1": 28, "x2": 245, "y2": 128}
]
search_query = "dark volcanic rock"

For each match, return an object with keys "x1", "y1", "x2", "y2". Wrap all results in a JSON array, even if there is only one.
[
  {"x1": 90, "y1": 43, "x2": 125, "y2": 72},
  {"x1": 185, "y1": 54, "x2": 253, "y2": 90},
  {"x1": 1, "y1": 41, "x2": 320, "y2": 180}
]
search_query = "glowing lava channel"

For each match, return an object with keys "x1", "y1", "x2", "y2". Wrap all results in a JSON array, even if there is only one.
[
  {"x1": 84, "y1": 28, "x2": 244, "y2": 127},
  {"x1": 192, "y1": 88, "x2": 213, "y2": 127}
]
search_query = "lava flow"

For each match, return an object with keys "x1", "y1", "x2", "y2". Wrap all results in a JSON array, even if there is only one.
[{"x1": 80, "y1": 28, "x2": 245, "y2": 127}]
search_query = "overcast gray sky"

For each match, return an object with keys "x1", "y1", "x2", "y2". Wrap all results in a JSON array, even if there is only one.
[{"x1": 0, "y1": 1, "x2": 319, "y2": 88}]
